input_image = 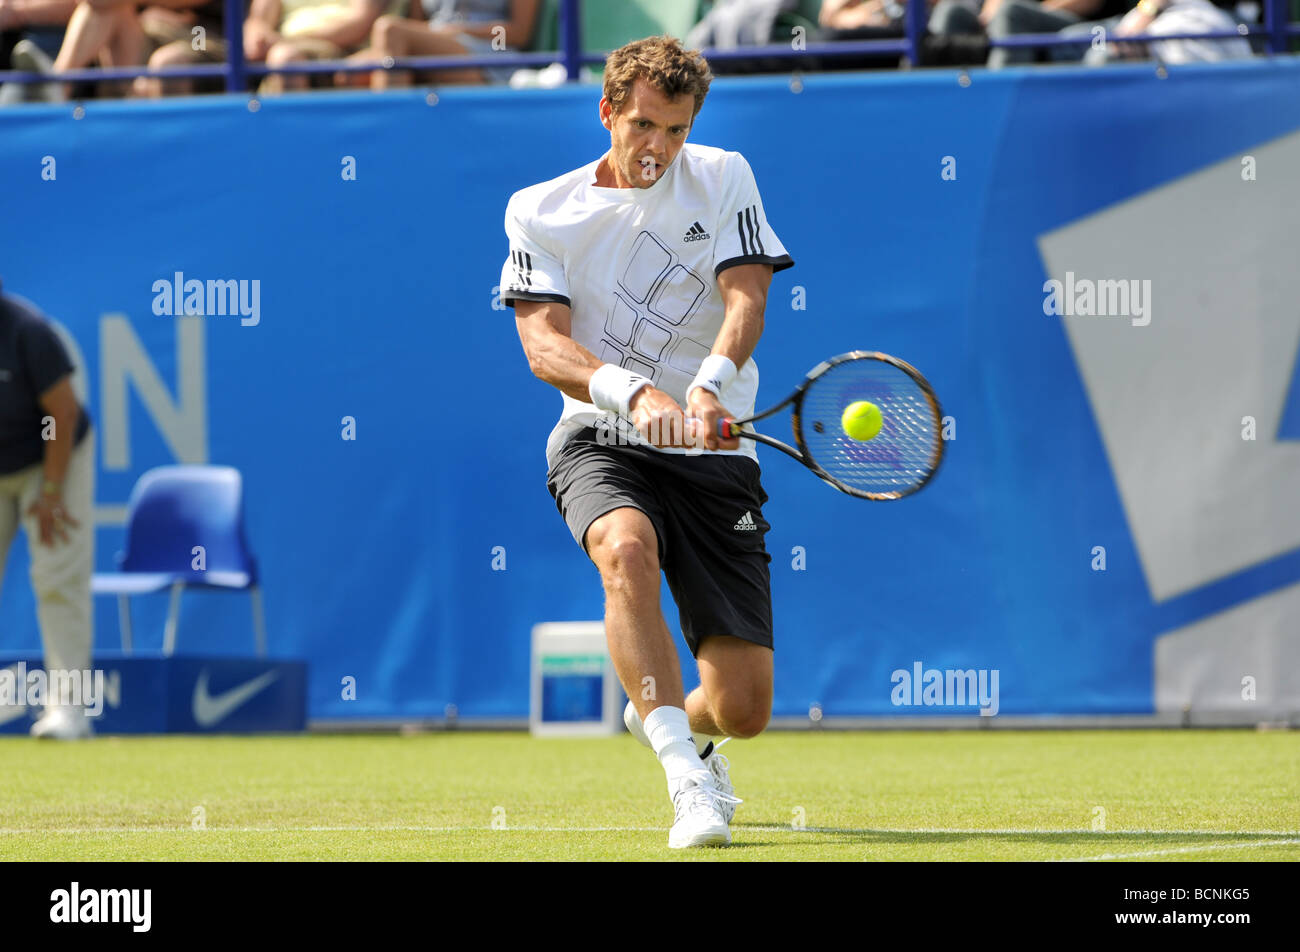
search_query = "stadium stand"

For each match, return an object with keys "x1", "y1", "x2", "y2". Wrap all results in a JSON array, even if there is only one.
[
  {"x1": 2, "y1": 0, "x2": 1297, "y2": 100},
  {"x1": 530, "y1": 0, "x2": 702, "y2": 55}
]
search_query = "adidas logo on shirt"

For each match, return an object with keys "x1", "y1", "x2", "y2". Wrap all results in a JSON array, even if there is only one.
[
  {"x1": 683, "y1": 221, "x2": 711, "y2": 242},
  {"x1": 734, "y1": 511, "x2": 758, "y2": 531}
]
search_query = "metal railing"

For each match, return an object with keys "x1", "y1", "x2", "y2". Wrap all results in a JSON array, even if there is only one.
[{"x1": 1, "y1": 0, "x2": 1297, "y2": 93}]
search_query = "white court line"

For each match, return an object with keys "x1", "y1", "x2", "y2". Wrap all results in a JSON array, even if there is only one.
[
  {"x1": 0, "y1": 825, "x2": 1297, "y2": 837},
  {"x1": 1056, "y1": 838, "x2": 1300, "y2": 862},
  {"x1": 0, "y1": 826, "x2": 660, "y2": 835},
  {"x1": 745, "y1": 827, "x2": 1300, "y2": 837}
]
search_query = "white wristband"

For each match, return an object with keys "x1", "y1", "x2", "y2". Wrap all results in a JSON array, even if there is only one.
[
  {"x1": 588, "y1": 363, "x2": 652, "y2": 417},
  {"x1": 688, "y1": 354, "x2": 737, "y2": 399}
]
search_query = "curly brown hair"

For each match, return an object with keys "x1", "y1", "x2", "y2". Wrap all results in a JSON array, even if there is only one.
[{"x1": 603, "y1": 36, "x2": 714, "y2": 119}]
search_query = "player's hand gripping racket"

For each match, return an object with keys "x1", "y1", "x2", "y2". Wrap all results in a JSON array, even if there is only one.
[{"x1": 720, "y1": 351, "x2": 945, "y2": 500}]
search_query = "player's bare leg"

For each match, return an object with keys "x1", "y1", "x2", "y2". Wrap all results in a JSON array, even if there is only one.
[
  {"x1": 587, "y1": 506, "x2": 737, "y2": 846},
  {"x1": 585, "y1": 507, "x2": 684, "y2": 716},
  {"x1": 677, "y1": 635, "x2": 772, "y2": 822},
  {"x1": 688, "y1": 636, "x2": 773, "y2": 739}
]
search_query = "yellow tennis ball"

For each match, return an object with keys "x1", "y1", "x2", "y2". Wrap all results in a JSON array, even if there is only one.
[{"x1": 841, "y1": 401, "x2": 882, "y2": 441}]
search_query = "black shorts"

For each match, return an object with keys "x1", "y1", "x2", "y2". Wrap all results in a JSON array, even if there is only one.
[{"x1": 546, "y1": 427, "x2": 774, "y2": 656}]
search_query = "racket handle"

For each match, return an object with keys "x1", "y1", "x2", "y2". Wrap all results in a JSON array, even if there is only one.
[{"x1": 719, "y1": 419, "x2": 737, "y2": 439}]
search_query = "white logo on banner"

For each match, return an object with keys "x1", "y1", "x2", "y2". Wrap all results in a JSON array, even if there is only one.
[
  {"x1": 1039, "y1": 131, "x2": 1300, "y2": 715},
  {"x1": 192, "y1": 669, "x2": 281, "y2": 727},
  {"x1": 1039, "y1": 133, "x2": 1300, "y2": 604}
]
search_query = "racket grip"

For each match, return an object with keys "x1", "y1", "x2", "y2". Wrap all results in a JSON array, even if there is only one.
[{"x1": 719, "y1": 419, "x2": 735, "y2": 439}]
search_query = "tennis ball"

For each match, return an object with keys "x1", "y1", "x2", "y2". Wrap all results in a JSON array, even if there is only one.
[{"x1": 841, "y1": 401, "x2": 882, "y2": 441}]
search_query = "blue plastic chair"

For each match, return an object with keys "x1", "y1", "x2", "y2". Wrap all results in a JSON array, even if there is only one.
[{"x1": 91, "y1": 465, "x2": 266, "y2": 656}]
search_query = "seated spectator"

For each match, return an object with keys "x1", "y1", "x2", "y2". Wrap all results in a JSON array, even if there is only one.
[
  {"x1": 133, "y1": 0, "x2": 232, "y2": 97},
  {"x1": 49, "y1": 0, "x2": 148, "y2": 94},
  {"x1": 926, "y1": 0, "x2": 1123, "y2": 66},
  {"x1": 37, "y1": 0, "x2": 223, "y2": 99},
  {"x1": 0, "y1": 0, "x2": 76, "y2": 65},
  {"x1": 684, "y1": 0, "x2": 821, "y2": 75},
  {"x1": 974, "y1": 0, "x2": 1135, "y2": 67},
  {"x1": 364, "y1": 0, "x2": 538, "y2": 91},
  {"x1": 816, "y1": 0, "x2": 951, "y2": 68},
  {"x1": 686, "y1": 0, "x2": 799, "y2": 50},
  {"x1": 4, "y1": 0, "x2": 235, "y2": 102},
  {"x1": 801, "y1": 0, "x2": 990, "y2": 67},
  {"x1": 925, "y1": 0, "x2": 991, "y2": 63},
  {"x1": 962, "y1": 0, "x2": 1250, "y2": 68},
  {"x1": 822, "y1": 0, "x2": 904, "y2": 29},
  {"x1": 245, "y1": 0, "x2": 389, "y2": 93},
  {"x1": 1, "y1": 0, "x2": 76, "y2": 103},
  {"x1": 1079, "y1": 0, "x2": 1252, "y2": 63},
  {"x1": 927, "y1": 0, "x2": 980, "y2": 35}
]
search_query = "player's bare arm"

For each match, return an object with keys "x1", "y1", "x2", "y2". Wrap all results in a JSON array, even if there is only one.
[
  {"x1": 516, "y1": 299, "x2": 701, "y2": 450},
  {"x1": 514, "y1": 299, "x2": 604, "y2": 403},
  {"x1": 687, "y1": 262, "x2": 773, "y2": 452}
]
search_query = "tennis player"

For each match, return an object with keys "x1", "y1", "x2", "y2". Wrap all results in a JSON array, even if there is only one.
[{"x1": 502, "y1": 36, "x2": 793, "y2": 848}]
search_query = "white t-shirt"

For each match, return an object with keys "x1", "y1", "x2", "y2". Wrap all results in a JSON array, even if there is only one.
[{"x1": 500, "y1": 142, "x2": 793, "y2": 467}]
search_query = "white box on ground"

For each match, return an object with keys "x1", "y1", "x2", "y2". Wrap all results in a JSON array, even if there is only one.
[{"x1": 530, "y1": 622, "x2": 623, "y2": 736}]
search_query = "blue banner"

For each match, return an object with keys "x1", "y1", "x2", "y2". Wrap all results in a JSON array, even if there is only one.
[
  {"x1": 3, "y1": 60, "x2": 1299, "y2": 719},
  {"x1": 0, "y1": 655, "x2": 306, "y2": 733}
]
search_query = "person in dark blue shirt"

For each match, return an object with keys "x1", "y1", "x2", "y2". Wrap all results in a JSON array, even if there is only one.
[{"x1": 0, "y1": 281, "x2": 96, "y2": 740}]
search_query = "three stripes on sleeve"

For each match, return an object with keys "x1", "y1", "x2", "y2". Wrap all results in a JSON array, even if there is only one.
[
  {"x1": 736, "y1": 205, "x2": 765, "y2": 256},
  {"x1": 510, "y1": 249, "x2": 534, "y2": 289}
]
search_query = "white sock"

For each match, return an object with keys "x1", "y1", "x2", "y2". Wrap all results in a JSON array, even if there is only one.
[
  {"x1": 629, "y1": 703, "x2": 715, "y2": 758},
  {"x1": 643, "y1": 706, "x2": 707, "y2": 786}
]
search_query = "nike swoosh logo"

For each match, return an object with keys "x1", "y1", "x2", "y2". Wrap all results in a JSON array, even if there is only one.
[{"x1": 192, "y1": 669, "x2": 281, "y2": 727}]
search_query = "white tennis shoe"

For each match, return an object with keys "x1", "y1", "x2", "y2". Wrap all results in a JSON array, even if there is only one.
[
  {"x1": 703, "y1": 740, "x2": 737, "y2": 824},
  {"x1": 626, "y1": 701, "x2": 740, "y2": 824},
  {"x1": 30, "y1": 706, "x2": 93, "y2": 740},
  {"x1": 668, "y1": 771, "x2": 740, "y2": 849}
]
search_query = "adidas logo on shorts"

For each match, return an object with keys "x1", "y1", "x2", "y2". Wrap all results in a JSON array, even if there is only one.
[
  {"x1": 734, "y1": 511, "x2": 758, "y2": 531},
  {"x1": 683, "y1": 221, "x2": 711, "y2": 242}
]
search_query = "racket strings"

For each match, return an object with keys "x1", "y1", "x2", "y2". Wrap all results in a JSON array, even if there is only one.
[{"x1": 799, "y1": 359, "x2": 942, "y2": 497}]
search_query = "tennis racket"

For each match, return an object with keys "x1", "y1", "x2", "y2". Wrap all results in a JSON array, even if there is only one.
[{"x1": 719, "y1": 351, "x2": 945, "y2": 500}]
